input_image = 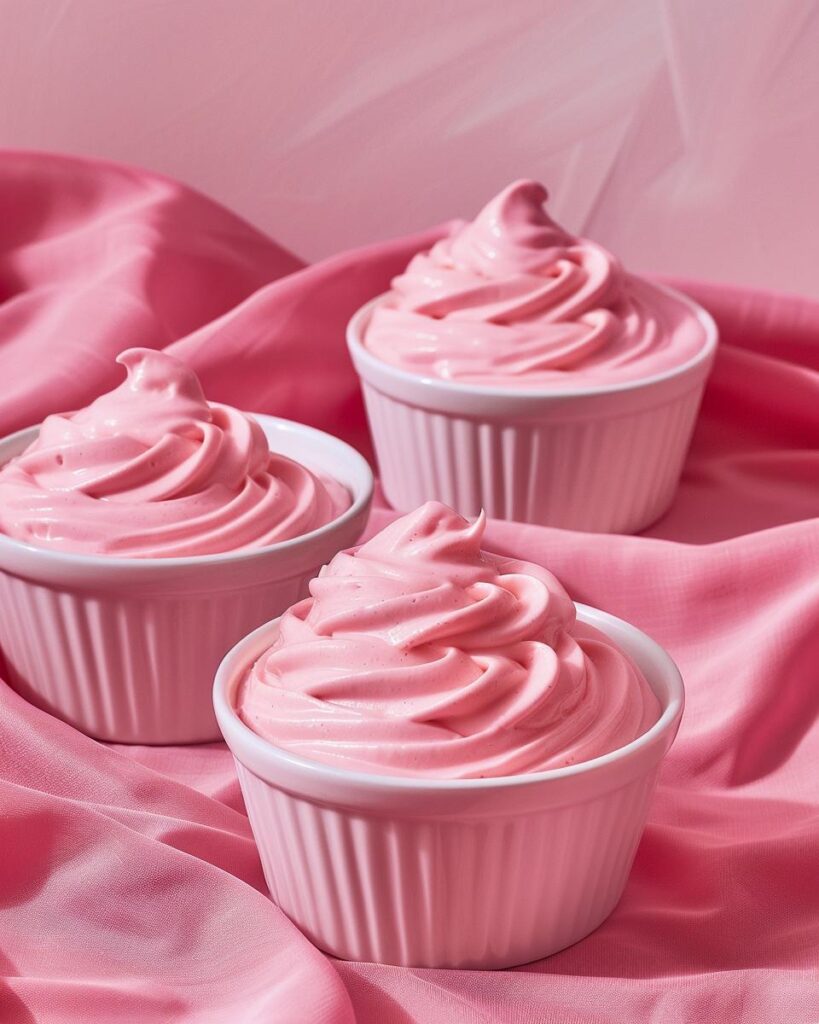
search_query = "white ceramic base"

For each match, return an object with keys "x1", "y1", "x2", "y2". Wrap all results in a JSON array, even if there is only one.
[
  {"x1": 0, "y1": 416, "x2": 373, "y2": 743},
  {"x1": 215, "y1": 604, "x2": 684, "y2": 968}
]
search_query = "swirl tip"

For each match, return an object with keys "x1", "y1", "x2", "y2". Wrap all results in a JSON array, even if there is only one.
[
  {"x1": 475, "y1": 179, "x2": 550, "y2": 224},
  {"x1": 115, "y1": 347, "x2": 206, "y2": 403},
  {"x1": 116, "y1": 346, "x2": 173, "y2": 370}
]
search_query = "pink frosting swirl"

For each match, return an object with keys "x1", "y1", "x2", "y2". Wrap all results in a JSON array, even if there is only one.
[
  {"x1": 238, "y1": 502, "x2": 660, "y2": 778},
  {"x1": 0, "y1": 348, "x2": 349, "y2": 557},
  {"x1": 364, "y1": 180, "x2": 707, "y2": 388}
]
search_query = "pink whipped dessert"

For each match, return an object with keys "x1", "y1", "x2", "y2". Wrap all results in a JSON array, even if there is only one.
[
  {"x1": 364, "y1": 180, "x2": 708, "y2": 388},
  {"x1": 238, "y1": 501, "x2": 660, "y2": 778},
  {"x1": 0, "y1": 348, "x2": 350, "y2": 557}
]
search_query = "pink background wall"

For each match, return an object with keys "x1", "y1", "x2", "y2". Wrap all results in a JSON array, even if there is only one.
[{"x1": 3, "y1": 0, "x2": 818, "y2": 296}]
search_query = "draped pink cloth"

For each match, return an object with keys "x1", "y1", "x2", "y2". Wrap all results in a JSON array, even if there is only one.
[{"x1": 1, "y1": 152, "x2": 817, "y2": 1023}]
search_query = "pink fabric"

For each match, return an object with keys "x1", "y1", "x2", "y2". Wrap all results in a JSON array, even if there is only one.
[{"x1": 0, "y1": 152, "x2": 817, "y2": 1023}]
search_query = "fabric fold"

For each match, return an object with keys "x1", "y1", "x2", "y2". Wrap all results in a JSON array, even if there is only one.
[{"x1": 0, "y1": 152, "x2": 817, "y2": 1024}]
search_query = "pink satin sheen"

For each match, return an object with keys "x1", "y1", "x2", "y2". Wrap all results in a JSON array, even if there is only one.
[
  {"x1": 1, "y1": 154, "x2": 818, "y2": 1023},
  {"x1": 239, "y1": 502, "x2": 659, "y2": 778},
  {"x1": 365, "y1": 180, "x2": 708, "y2": 388},
  {"x1": 0, "y1": 347, "x2": 349, "y2": 556}
]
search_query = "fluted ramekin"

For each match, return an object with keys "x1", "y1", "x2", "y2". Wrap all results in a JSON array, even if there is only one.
[
  {"x1": 347, "y1": 285, "x2": 717, "y2": 533},
  {"x1": 215, "y1": 603, "x2": 684, "y2": 969},
  {"x1": 0, "y1": 416, "x2": 373, "y2": 744}
]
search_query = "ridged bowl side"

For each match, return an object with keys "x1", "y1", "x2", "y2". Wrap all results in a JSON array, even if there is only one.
[
  {"x1": 362, "y1": 382, "x2": 704, "y2": 533},
  {"x1": 235, "y1": 759, "x2": 660, "y2": 969},
  {"x1": 0, "y1": 571, "x2": 311, "y2": 743}
]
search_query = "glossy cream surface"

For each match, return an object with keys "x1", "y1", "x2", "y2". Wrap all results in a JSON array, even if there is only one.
[
  {"x1": 0, "y1": 348, "x2": 349, "y2": 556},
  {"x1": 239, "y1": 502, "x2": 660, "y2": 778},
  {"x1": 365, "y1": 180, "x2": 708, "y2": 388}
]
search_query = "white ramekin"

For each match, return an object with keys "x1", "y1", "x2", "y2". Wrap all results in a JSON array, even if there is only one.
[
  {"x1": 347, "y1": 285, "x2": 717, "y2": 533},
  {"x1": 214, "y1": 604, "x2": 684, "y2": 969},
  {"x1": 0, "y1": 415, "x2": 373, "y2": 744}
]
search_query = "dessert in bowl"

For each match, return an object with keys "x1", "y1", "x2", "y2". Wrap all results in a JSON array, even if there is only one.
[
  {"x1": 215, "y1": 502, "x2": 684, "y2": 968},
  {"x1": 347, "y1": 180, "x2": 717, "y2": 533},
  {"x1": 0, "y1": 348, "x2": 373, "y2": 743}
]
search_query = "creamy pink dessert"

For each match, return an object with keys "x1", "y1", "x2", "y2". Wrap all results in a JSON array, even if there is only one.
[
  {"x1": 238, "y1": 501, "x2": 660, "y2": 778},
  {"x1": 364, "y1": 180, "x2": 708, "y2": 388},
  {"x1": 0, "y1": 348, "x2": 350, "y2": 557}
]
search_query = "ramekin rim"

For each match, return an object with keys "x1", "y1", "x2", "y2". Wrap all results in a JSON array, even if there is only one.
[
  {"x1": 346, "y1": 280, "x2": 718, "y2": 399},
  {"x1": 0, "y1": 413, "x2": 374, "y2": 570},
  {"x1": 214, "y1": 602, "x2": 685, "y2": 794}
]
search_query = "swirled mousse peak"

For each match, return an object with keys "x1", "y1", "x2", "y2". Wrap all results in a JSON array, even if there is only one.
[
  {"x1": 238, "y1": 502, "x2": 660, "y2": 778},
  {"x1": 0, "y1": 348, "x2": 349, "y2": 556},
  {"x1": 363, "y1": 179, "x2": 708, "y2": 387}
]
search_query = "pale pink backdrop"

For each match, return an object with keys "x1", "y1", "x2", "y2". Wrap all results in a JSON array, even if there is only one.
[{"x1": 2, "y1": 0, "x2": 819, "y2": 295}]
